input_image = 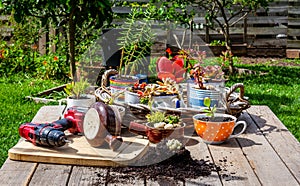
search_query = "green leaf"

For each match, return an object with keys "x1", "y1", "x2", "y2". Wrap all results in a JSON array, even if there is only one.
[{"x1": 204, "y1": 97, "x2": 211, "y2": 107}]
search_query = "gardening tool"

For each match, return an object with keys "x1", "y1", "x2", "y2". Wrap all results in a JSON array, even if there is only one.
[
  {"x1": 19, "y1": 102, "x2": 123, "y2": 151},
  {"x1": 19, "y1": 118, "x2": 76, "y2": 147}
]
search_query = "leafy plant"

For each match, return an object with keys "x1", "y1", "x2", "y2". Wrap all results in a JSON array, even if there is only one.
[
  {"x1": 146, "y1": 111, "x2": 181, "y2": 129},
  {"x1": 64, "y1": 78, "x2": 90, "y2": 99},
  {"x1": 35, "y1": 53, "x2": 69, "y2": 80},
  {"x1": 146, "y1": 111, "x2": 166, "y2": 123},
  {"x1": 118, "y1": 8, "x2": 155, "y2": 76},
  {"x1": 203, "y1": 97, "x2": 217, "y2": 118}
]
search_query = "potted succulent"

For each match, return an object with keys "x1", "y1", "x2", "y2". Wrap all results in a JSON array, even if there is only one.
[
  {"x1": 64, "y1": 78, "x2": 95, "y2": 109},
  {"x1": 193, "y1": 97, "x2": 247, "y2": 144},
  {"x1": 126, "y1": 78, "x2": 182, "y2": 108},
  {"x1": 124, "y1": 82, "x2": 147, "y2": 104},
  {"x1": 129, "y1": 111, "x2": 185, "y2": 143},
  {"x1": 109, "y1": 8, "x2": 155, "y2": 96}
]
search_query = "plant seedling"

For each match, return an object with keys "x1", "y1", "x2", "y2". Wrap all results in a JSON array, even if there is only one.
[
  {"x1": 64, "y1": 78, "x2": 90, "y2": 99},
  {"x1": 203, "y1": 97, "x2": 217, "y2": 118}
]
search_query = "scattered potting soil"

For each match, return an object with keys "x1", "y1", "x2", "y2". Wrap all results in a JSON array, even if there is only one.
[
  {"x1": 196, "y1": 116, "x2": 233, "y2": 122},
  {"x1": 96, "y1": 141, "x2": 221, "y2": 185}
]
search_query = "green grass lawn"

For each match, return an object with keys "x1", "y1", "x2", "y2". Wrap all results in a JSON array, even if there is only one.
[
  {"x1": 0, "y1": 75, "x2": 64, "y2": 166},
  {"x1": 0, "y1": 63, "x2": 299, "y2": 167},
  {"x1": 227, "y1": 64, "x2": 300, "y2": 140}
]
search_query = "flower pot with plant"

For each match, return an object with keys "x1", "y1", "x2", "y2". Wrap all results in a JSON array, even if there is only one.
[
  {"x1": 109, "y1": 8, "x2": 155, "y2": 99},
  {"x1": 129, "y1": 111, "x2": 185, "y2": 144},
  {"x1": 187, "y1": 51, "x2": 225, "y2": 108},
  {"x1": 193, "y1": 97, "x2": 247, "y2": 144},
  {"x1": 64, "y1": 78, "x2": 95, "y2": 109}
]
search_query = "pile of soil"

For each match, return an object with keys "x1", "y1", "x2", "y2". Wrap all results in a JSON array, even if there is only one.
[{"x1": 104, "y1": 142, "x2": 221, "y2": 184}]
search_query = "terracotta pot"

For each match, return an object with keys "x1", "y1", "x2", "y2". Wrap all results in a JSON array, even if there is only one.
[
  {"x1": 129, "y1": 121, "x2": 185, "y2": 143},
  {"x1": 193, "y1": 113, "x2": 247, "y2": 144}
]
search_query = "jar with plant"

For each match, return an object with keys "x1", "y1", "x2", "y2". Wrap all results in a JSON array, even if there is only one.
[
  {"x1": 109, "y1": 8, "x2": 155, "y2": 96},
  {"x1": 186, "y1": 49, "x2": 225, "y2": 108},
  {"x1": 64, "y1": 78, "x2": 95, "y2": 108}
]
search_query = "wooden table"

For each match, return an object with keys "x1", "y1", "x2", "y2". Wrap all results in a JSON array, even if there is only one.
[{"x1": 0, "y1": 105, "x2": 299, "y2": 186}]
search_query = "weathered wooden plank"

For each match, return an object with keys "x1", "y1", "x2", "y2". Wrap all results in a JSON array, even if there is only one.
[
  {"x1": 185, "y1": 136, "x2": 223, "y2": 186},
  {"x1": 0, "y1": 159, "x2": 37, "y2": 185},
  {"x1": 31, "y1": 105, "x2": 66, "y2": 122},
  {"x1": 246, "y1": 106, "x2": 300, "y2": 183},
  {"x1": 247, "y1": 27, "x2": 287, "y2": 35},
  {"x1": 0, "y1": 106, "x2": 66, "y2": 185},
  {"x1": 68, "y1": 166, "x2": 108, "y2": 185},
  {"x1": 288, "y1": 28, "x2": 300, "y2": 36},
  {"x1": 208, "y1": 138, "x2": 261, "y2": 185},
  {"x1": 29, "y1": 164, "x2": 72, "y2": 186},
  {"x1": 287, "y1": 40, "x2": 300, "y2": 48},
  {"x1": 252, "y1": 38, "x2": 287, "y2": 47},
  {"x1": 236, "y1": 108, "x2": 299, "y2": 186}
]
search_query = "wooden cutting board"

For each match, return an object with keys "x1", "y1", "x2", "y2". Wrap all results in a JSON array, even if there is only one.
[{"x1": 8, "y1": 134, "x2": 149, "y2": 167}]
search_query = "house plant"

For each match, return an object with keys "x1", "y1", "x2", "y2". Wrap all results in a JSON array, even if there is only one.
[
  {"x1": 64, "y1": 78, "x2": 95, "y2": 108},
  {"x1": 109, "y1": 8, "x2": 155, "y2": 95},
  {"x1": 193, "y1": 97, "x2": 247, "y2": 144},
  {"x1": 187, "y1": 50, "x2": 225, "y2": 108},
  {"x1": 129, "y1": 111, "x2": 185, "y2": 144}
]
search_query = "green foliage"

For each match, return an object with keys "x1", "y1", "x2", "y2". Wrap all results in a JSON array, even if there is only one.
[
  {"x1": 35, "y1": 53, "x2": 69, "y2": 80},
  {"x1": 147, "y1": 0, "x2": 194, "y2": 24},
  {"x1": 210, "y1": 40, "x2": 226, "y2": 46},
  {"x1": 146, "y1": 111, "x2": 180, "y2": 124},
  {"x1": 2, "y1": 0, "x2": 113, "y2": 79},
  {"x1": 64, "y1": 78, "x2": 90, "y2": 99},
  {"x1": 118, "y1": 8, "x2": 155, "y2": 75},
  {"x1": 0, "y1": 74, "x2": 64, "y2": 166},
  {"x1": 0, "y1": 16, "x2": 41, "y2": 76}
]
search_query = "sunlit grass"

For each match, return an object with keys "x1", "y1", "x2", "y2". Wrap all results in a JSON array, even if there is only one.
[{"x1": 226, "y1": 64, "x2": 300, "y2": 141}]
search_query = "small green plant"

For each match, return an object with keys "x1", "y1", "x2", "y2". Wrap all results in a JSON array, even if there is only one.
[
  {"x1": 146, "y1": 111, "x2": 166, "y2": 123},
  {"x1": 64, "y1": 79, "x2": 90, "y2": 99},
  {"x1": 146, "y1": 111, "x2": 181, "y2": 129},
  {"x1": 203, "y1": 97, "x2": 217, "y2": 118}
]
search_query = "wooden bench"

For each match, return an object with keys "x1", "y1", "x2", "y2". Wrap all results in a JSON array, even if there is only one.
[{"x1": 0, "y1": 105, "x2": 299, "y2": 185}]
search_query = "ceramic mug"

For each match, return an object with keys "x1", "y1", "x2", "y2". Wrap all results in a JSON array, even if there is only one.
[{"x1": 193, "y1": 113, "x2": 247, "y2": 144}]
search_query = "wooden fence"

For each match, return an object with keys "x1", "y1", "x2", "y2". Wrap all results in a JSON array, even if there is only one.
[{"x1": 1, "y1": 0, "x2": 300, "y2": 57}]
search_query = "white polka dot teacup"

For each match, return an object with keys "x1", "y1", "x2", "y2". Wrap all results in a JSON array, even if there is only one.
[{"x1": 193, "y1": 113, "x2": 247, "y2": 144}]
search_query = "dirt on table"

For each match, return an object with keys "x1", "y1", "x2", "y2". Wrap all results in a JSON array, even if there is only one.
[{"x1": 94, "y1": 140, "x2": 221, "y2": 185}]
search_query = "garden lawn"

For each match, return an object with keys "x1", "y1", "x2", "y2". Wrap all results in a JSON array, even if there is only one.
[
  {"x1": 0, "y1": 75, "x2": 65, "y2": 166},
  {"x1": 227, "y1": 64, "x2": 300, "y2": 141}
]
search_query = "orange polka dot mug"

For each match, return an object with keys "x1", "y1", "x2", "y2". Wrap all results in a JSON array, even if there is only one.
[{"x1": 193, "y1": 113, "x2": 247, "y2": 144}]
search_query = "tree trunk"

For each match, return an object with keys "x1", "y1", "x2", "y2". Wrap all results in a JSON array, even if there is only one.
[
  {"x1": 69, "y1": 2, "x2": 77, "y2": 82},
  {"x1": 224, "y1": 26, "x2": 234, "y2": 74}
]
